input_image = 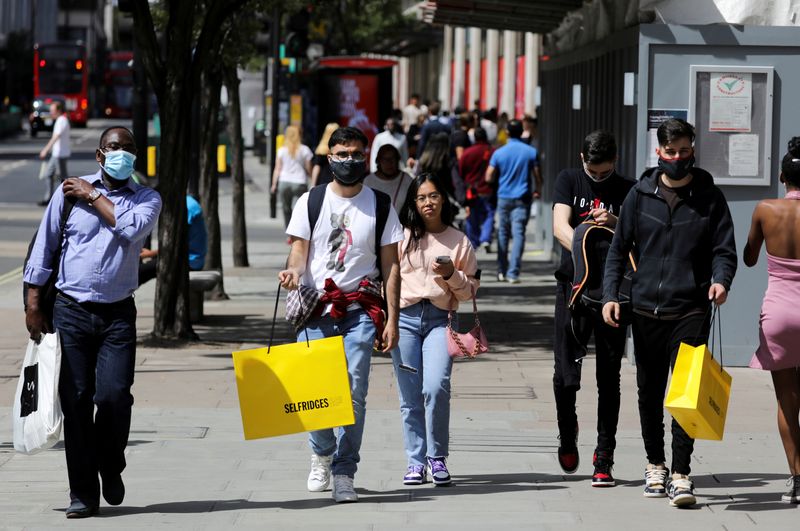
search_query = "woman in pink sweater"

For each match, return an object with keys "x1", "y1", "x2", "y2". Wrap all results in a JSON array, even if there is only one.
[{"x1": 393, "y1": 172, "x2": 480, "y2": 486}]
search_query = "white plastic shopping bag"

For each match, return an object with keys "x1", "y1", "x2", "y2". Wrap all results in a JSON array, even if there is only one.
[{"x1": 12, "y1": 333, "x2": 63, "y2": 454}]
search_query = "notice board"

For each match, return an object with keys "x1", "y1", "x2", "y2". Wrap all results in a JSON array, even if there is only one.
[{"x1": 689, "y1": 65, "x2": 774, "y2": 186}]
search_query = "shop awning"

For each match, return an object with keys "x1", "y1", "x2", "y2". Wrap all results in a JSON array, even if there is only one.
[{"x1": 418, "y1": 0, "x2": 583, "y2": 34}]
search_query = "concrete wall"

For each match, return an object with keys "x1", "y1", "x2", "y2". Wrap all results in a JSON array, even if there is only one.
[{"x1": 638, "y1": 24, "x2": 800, "y2": 364}]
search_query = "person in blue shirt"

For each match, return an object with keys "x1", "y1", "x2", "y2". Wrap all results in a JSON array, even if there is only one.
[
  {"x1": 24, "y1": 126, "x2": 161, "y2": 519},
  {"x1": 138, "y1": 194, "x2": 207, "y2": 285},
  {"x1": 485, "y1": 119, "x2": 541, "y2": 283}
]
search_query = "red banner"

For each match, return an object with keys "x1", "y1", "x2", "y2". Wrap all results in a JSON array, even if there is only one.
[
  {"x1": 515, "y1": 55, "x2": 525, "y2": 119},
  {"x1": 337, "y1": 75, "x2": 380, "y2": 146}
]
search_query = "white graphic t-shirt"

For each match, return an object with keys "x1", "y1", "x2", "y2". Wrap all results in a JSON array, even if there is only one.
[{"x1": 286, "y1": 184, "x2": 404, "y2": 293}]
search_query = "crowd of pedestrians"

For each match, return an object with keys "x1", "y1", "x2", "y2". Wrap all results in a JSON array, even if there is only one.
[{"x1": 20, "y1": 93, "x2": 800, "y2": 517}]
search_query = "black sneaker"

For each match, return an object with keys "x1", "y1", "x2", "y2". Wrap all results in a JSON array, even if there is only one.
[
  {"x1": 782, "y1": 475, "x2": 800, "y2": 503},
  {"x1": 557, "y1": 422, "x2": 579, "y2": 474},
  {"x1": 643, "y1": 463, "x2": 668, "y2": 498},
  {"x1": 668, "y1": 474, "x2": 696, "y2": 507},
  {"x1": 591, "y1": 451, "x2": 615, "y2": 487}
]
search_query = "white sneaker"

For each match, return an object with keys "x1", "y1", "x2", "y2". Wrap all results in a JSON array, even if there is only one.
[
  {"x1": 307, "y1": 454, "x2": 332, "y2": 492},
  {"x1": 643, "y1": 463, "x2": 668, "y2": 498},
  {"x1": 332, "y1": 474, "x2": 358, "y2": 503}
]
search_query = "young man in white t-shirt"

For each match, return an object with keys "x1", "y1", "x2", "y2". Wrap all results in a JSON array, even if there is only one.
[
  {"x1": 38, "y1": 101, "x2": 71, "y2": 205},
  {"x1": 279, "y1": 127, "x2": 404, "y2": 503}
]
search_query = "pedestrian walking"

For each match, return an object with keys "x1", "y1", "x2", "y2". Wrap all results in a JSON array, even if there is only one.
[
  {"x1": 364, "y1": 144, "x2": 413, "y2": 213},
  {"x1": 744, "y1": 136, "x2": 800, "y2": 504},
  {"x1": 459, "y1": 128, "x2": 495, "y2": 251},
  {"x1": 271, "y1": 125, "x2": 313, "y2": 228},
  {"x1": 417, "y1": 132, "x2": 457, "y2": 202},
  {"x1": 311, "y1": 123, "x2": 339, "y2": 187},
  {"x1": 392, "y1": 172, "x2": 479, "y2": 486},
  {"x1": 450, "y1": 112, "x2": 473, "y2": 163},
  {"x1": 602, "y1": 118, "x2": 737, "y2": 508},
  {"x1": 485, "y1": 119, "x2": 541, "y2": 283},
  {"x1": 417, "y1": 101, "x2": 451, "y2": 158},
  {"x1": 38, "y1": 101, "x2": 70, "y2": 206},
  {"x1": 278, "y1": 126, "x2": 404, "y2": 503},
  {"x1": 402, "y1": 93, "x2": 424, "y2": 133},
  {"x1": 551, "y1": 130, "x2": 634, "y2": 486},
  {"x1": 369, "y1": 117, "x2": 408, "y2": 174},
  {"x1": 24, "y1": 126, "x2": 162, "y2": 518}
]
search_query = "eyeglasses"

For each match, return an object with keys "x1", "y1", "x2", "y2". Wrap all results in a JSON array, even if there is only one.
[
  {"x1": 330, "y1": 151, "x2": 366, "y2": 163},
  {"x1": 100, "y1": 142, "x2": 137, "y2": 153},
  {"x1": 415, "y1": 192, "x2": 442, "y2": 204}
]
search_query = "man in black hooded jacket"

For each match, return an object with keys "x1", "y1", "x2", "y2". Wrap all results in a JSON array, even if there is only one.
[{"x1": 602, "y1": 118, "x2": 737, "y2": 508}]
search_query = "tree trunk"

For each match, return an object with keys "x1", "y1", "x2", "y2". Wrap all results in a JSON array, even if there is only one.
[
  {"x1": 198, "y1": 69, "x2": 229, "y2": 300},
  {"x1": 223, "y1": 65, "x2": 249, "y2": 267},
  {"x1": 132, "y1": 1, "x2": 195, "y2": 340}
]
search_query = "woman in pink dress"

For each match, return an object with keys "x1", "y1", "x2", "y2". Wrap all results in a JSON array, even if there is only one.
[{"x1": 744, "y1": 137, "x2": 800, "y2": 503}]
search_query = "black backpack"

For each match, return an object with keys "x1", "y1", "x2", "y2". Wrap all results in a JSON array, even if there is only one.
[
  {"x1": 306, "y1": 184, "x2": 391, "y2": 280},
  {"x1": 569, "y1": 221, "x2": 635, "y2": 344},
  {"x1": 23, "y1": 197, "x2": 77, "y2": 330}
]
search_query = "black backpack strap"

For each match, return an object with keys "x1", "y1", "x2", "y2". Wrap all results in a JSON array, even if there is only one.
[
  {"x1": 306, "y1": 184, "x2": 327, "y2": 240},
  {"x1": 372, "y1": 188, "x2": 391, "y2": 280}
]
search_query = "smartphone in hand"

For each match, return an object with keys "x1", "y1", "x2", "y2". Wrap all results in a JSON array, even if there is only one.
[{"x1": 435, "y1": 255, "x2": 452, "y2": 264}]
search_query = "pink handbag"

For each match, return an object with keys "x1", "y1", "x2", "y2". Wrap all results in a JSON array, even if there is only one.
[{"x1": 446, "y1": 286, "x2": 488, "y2": 358}]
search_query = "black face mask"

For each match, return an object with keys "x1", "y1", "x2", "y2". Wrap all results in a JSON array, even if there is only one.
[
  {"x1": 330, "y1": 159, "x2": 367, "y2": 186},
  {"x1": 658, "y1": 155, "x2": 695, "y2": 181}
]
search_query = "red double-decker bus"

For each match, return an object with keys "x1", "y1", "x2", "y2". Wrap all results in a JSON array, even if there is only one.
[
  {"x1": 104, "y1": 51, "x2": 133, "y2": 118},
  {"x1": 32, "y1": 43, "x2": 89, "y2": 130}
]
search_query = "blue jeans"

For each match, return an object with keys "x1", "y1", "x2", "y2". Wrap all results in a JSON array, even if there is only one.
[
  {"x1": 465, "y1": 195, "x2": 495, "y2": 249},
  {"x1": 54, "y1": 293, "x2": 137, "y2": 506},
  {"x1": 391, "y1": 301, "x2": 453, "y2": 465},
  {"x1": 300, "y1": 309, "x2": 375, "y2": 478},
  {"x1": 496, "y1": 196, "x2": 531, "y2": 279}
]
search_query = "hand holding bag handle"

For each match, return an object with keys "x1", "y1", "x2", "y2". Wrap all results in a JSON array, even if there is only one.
[
  {"x1": 446, "y1": 284, "x2": 488, "y2": 358},
  {"x1": 268, "y1": 283, "x2": 309, "y2": 353}
]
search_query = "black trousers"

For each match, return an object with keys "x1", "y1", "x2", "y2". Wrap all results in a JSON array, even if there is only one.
[
  {"x1": 631, "y1": 311, "x2": 710, "y2": 475},
  {"x1": 553, "y1": 282, "x2": 626, "y2": 453}
]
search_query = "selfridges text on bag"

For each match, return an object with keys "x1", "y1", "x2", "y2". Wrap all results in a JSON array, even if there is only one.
[{"x1": 12, "y1": 333, "x2": 63, "y2": 454}]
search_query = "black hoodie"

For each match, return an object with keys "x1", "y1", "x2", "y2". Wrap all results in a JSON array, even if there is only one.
[{"x1": 602, "y1": 166, "x2": 737, "y2": 316}]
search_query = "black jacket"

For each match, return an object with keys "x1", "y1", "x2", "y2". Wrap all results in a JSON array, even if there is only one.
[{"x1": 602, "y1": 167, "x2": 737, "y2": 315}]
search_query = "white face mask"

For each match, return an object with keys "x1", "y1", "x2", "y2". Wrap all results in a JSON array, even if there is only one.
[{"x1": 583, "y1": 163, "x2": 614, "y2": 183}]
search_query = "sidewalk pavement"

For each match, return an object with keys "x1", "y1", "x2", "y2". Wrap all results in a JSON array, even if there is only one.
[{"x1": 0, "y1": 156, "x2": 796, "y2": 530}]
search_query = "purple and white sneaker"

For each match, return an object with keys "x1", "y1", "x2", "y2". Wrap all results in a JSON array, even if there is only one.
[
  {"x1": 403, "y1": 465, "x2": 426, "y2": 485},
  {"x1": 427, "y1": 457, "x2": 452, "y2": 486}
]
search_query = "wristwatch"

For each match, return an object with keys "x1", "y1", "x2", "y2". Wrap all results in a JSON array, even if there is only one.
[{"x1": 87, "y1": 188, "x2": 101, "y2": 206}]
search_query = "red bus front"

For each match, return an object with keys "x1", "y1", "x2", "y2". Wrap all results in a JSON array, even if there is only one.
[
  {"x1": 104, "y1": 51, "x2": 133, "y2": 118},
  {"x1": 33, "y1": 43, "x2": 89, "y2": 126}
]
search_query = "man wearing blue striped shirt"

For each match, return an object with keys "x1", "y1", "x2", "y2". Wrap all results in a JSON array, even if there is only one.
[{"x1": 24, "y1": 126, "x2": 161, "y2": 518}]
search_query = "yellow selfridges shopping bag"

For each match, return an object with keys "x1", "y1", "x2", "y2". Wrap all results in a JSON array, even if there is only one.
[
  {"x1": 665, "y1": 341, "x2": 732, "y2": 441},
  {"x1": 232, "y1": 335, "x2": 355, "y2": 440}
]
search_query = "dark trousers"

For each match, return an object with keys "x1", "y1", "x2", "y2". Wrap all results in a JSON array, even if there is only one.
[
  {"x1": 53, "y1": 293, "x2": 137, "y2": 505},
  {"x1": 631, "y1": 311, "x2": 710, "y2": 475},
  {"x1": 553, "y1": 282, "x2": 626, "y2": 454}
]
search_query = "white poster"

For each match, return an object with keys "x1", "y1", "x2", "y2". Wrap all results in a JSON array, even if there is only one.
[
  {"x1": 709, "y1": 73, "x2": 752, "y2": 132},
  {"x1": 728, "y1": 134, "x2": 759, "y2": 176}
]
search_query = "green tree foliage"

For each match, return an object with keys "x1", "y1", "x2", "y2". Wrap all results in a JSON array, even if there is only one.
[{"x1": 310, "y1": 0, "x2": 417, "y2": 55}]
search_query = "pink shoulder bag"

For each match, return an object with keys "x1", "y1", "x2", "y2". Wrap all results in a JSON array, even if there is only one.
[{"x1": 446, "y1": 286, "x2": 488, "y2": 358}]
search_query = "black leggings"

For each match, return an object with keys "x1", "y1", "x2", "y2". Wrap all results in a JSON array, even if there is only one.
[{"x1": 631, "y1": 311, "x2": 710, "y2": 475}]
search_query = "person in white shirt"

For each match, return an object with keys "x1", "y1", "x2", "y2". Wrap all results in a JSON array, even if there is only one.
[
  {"x1": 279, "y1": 126, "x2": 403, "y2": 504},
  {"x1": 369, "y1": 117, "x2": 408, "y2": 174},
  {"x1": 364, "y1": 144, "x2": 413, "y2": 213},
  {"x1": 402, "y1": 94, "x2": 423, "y2": 133},
  {"x1": 271, "y1": 125, "x2": 313, "y2": 228},
  {"x1": 38, "y1": 101, "x2": 71, "y2": 205}
]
